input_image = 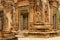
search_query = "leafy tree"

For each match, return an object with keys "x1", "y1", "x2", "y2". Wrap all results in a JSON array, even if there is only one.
[{"x1": 58, "y1": 8, "x2": 60, "y2": 25}]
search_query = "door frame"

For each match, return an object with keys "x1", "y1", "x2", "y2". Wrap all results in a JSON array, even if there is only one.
[{"x1": 18, "y1": 5, "x2": 30, "y2": 31}]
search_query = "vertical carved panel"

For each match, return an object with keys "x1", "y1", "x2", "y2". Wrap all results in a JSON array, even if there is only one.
[
  {"x1": 2, "y1": 0, "x2": 13, "y2": 32},
  {"x1": 33, "y1": 0, "x2": 42, "y2": 24},
  {"x1": 44, "y1": 1, "x2": 49, "y2": 23}
]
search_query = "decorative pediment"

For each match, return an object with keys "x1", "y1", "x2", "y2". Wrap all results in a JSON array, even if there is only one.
[{"x1": 1, "y1": 0, "x2": 13, "y2": 12}]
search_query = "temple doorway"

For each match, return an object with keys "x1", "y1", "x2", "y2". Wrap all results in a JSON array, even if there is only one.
[
  {"x1": 0, "y1": 10, "x2": 3, "y2": 30},
  {"x1": 19, "y1": 8, "x2": 29, "y2": 31},
  {"x1": 53, "y1": 14, "x2": 56, "y2": 29},
  {"x1": 20, "y1": 13, "x2": 28, "y2": 30}
]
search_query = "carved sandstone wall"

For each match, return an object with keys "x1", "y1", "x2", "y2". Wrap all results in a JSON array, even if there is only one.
[{"x1": 0, "y1": 0, "x2": 59, "y2": 38}]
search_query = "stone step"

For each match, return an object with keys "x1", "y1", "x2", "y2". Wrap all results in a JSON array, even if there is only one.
[
  {"x1": 23, "y1": 31, "x2": 60, "y2": 37},
  {"x1": 24, "y1": 30, "x2": 60, "y2": 34}
]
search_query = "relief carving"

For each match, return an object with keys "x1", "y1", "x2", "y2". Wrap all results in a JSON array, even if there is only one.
[
  {"x1": 35, "y1": 12, "x2": 42, "y2": 23},
  {"x1": 44, "y1": 2, "x2": 49, "y2": 23},
  {"x1": 34, "y1": 0, "x2": 42, "y2": 24},
  {"x1": 1, "y1": 0, "x2": 13, "y2": 10}
]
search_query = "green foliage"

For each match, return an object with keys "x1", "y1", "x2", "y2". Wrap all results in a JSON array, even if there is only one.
[{"x1": 58, "y1": 9, "x2": 60, "y2": 25}]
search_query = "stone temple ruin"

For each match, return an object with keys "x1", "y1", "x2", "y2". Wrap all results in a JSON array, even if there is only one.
[{"x1": 0, "y1": 0, "x2": 60, "y2": 40}]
